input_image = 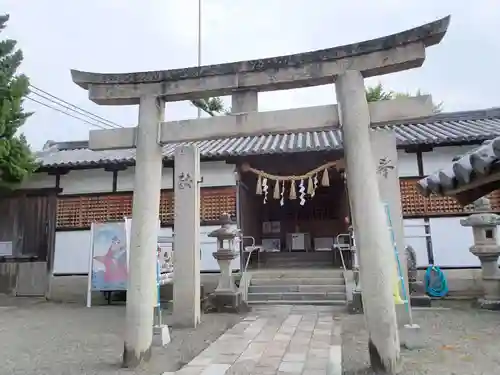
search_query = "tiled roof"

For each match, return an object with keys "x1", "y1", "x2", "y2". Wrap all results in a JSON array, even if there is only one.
[
  {"x1": 417, "y1": 136, "x2": 500, "y2": 197},
  {"x1": 37, "y1": 107, "x2": 500, "y2": 168}
]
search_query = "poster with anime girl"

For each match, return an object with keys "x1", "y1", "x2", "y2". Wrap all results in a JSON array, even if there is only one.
[{"x1": 90, "y1": 221, "x2": 128, "y2": 291}]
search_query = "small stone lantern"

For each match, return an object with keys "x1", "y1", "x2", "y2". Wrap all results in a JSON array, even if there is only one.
[
  {"x1": 461, "y1": 197, "x2": 500, "y2": 309},
  {"x1": 208, "y1": 213, "x2": 244, "y2": 312}
]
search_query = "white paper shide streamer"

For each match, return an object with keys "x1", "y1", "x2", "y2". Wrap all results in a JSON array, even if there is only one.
[
  {"x1": 280, "y1": 180, "x2": 285, "y2": 206},
  {"x1": 311, "y1": 174, "x2": 319, "y2": 198},
  {"x1": 299, "y1": 179, "x2": 306, "y2": 205},
  {"x1": 262, "y1": 177, "x2": 268, "y2": 204}
]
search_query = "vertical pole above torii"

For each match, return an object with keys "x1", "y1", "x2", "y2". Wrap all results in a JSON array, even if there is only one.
[
  {"x1": 123, "y1": 96, "x2": 165, "y2": 367},
  {"x1": 336, "y1": 70, "x2": 400, "y2": 373},
  {"x1": 231, "y1": 90, "x2": 258, "y2": 113}
]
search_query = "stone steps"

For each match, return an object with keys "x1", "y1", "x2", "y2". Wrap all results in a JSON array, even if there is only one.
[
  {"x1": 251, "y1": 269, "x2": 344, "y2": 279},
  {"x1": 263, "y1": 262, "x2": 333, "y2": 269},
  {"x1": 246, "y1": 300, "x2": 347, "y2": 306},
  {"x1": 250, "y1": 277, "x2": 345, "y2": 286},
  {"x1": 248, "y1": 292, "x2": 346, "y2": 302},
  {"x1": 248, "y1": 284, "x2": 345, "y2": 294},
  {"x1": 247, "y1": 269, "x2": 347, "y2": 306},
  {"x1": 260, "y1": 251, "x2": 336, "y2": 269},
  {"x1": 263, "y1": 252, "x2": 333, "y2": 260}
]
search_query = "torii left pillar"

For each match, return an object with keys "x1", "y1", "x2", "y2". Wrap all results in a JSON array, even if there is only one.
[
  {"x1": 85, "y1": 95, "x2": 166, "y2": 367},
  {"x1": 123, "y1": 96, "x2": 165, "y2": 367}
]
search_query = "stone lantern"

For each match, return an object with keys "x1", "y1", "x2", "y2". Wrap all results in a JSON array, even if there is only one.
[
  {"x1": 208, "y1": 213, "x2": 244, "y2": 312},
  {"x1": 461, "y1": 197, "x2": 500, "y2": 309}
]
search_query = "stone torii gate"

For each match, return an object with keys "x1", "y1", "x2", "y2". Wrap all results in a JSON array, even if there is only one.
[{"x1": 71, "y1": 16, "x2": 450, "y2": 373}]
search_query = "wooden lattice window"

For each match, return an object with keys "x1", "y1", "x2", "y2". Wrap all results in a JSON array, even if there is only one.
[
  {"x1": 105, "y1": 194, "x2": 133, "y2": 222},
  {"x1": 56, "y1": 194, "x2": 133, "y2": 228},
  {"x1": 201, "y1": 187, "x2": 236, "y2": 222},
  {"x1": 57, "y1": 196, "x2": 85, "y2": 228},
  {"x1": 486, "y1": 190, "x2": 500, "y2": 210},
  {"x1": 159, "y1": 191, "x2": 174, "y2": 225},
  {"x1": 400, "y1": 179, "x2": 426, "y2": 217},
  {"x1": 399, "y1": 177, "x2": 500, "y2": 217},
  {"x1": 426, "y1": 195, "x2": 464, "y2": 215},
  {"x1": 56, "y1": 187, "x2": 237, "y2": 229}
]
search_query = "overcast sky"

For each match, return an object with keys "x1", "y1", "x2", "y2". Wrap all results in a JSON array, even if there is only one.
[{"x1": 1, "y1": 0, "x2": 499, "y2": 150}]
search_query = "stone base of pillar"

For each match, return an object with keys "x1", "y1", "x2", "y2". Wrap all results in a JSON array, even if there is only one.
[
  {"x1": 347, "y1": 290, "x2": 364, "y2": 314},
  {"x1": 208, "y1": 290, "x2": 250, "y2": 313},
  {"x1": 152, "y1": 325, "x2": 171, "y2": 347},
  {"x1": 348, "y1": 291, "x2": 420, "y2": 326},
  {"x1": 400, "y1": 324, "x2": 424, "y2": 350},
  {"x1": 410, "y1": 281, "x2": 431, "y2": 307},
  {"x1": 410, "y1": 295, "x2": 432, "y2": 307},
  {"x1": 476, "y1": 298, "x2": 500, "y2": 310}
]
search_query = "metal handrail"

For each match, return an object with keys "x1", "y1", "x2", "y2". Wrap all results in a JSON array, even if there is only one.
[
  {"x1": 241, "y1": 235, "x2": 256, "y2": 248},
  {"x1": 335, "y1": 233, "x2": 352, "y2": 273},
  {"x1": 240, "y1": 236, "x2": 256, "y2": 273},
  {"x1": 239, "y1": 235, "x2": 258, "y2": 302}
]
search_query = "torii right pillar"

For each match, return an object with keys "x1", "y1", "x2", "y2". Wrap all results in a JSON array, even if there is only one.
[{"x1": 336, "y1": 71, "x2": 401, "y2": 373}]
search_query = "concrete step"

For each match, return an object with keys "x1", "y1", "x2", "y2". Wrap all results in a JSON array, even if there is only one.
[
  {"x1": 263, "y1": 257, "x2": 334, "y2": 266},
  {"x1": 263, "y1": 262, "x2": 333, "y2": 269},
  {"x1": 250, "y1": 277, "x2": 345, "y2": 286},
  {"x1": 247, "y1": 292, "x2": 346, "y2": 302},
  {"x1": 248, "y1": 284, "x2": 345, "y2": 294},
  {"x1": 264, "y1": 259, "x2": 331, "y2": 263},
  {"x1": 264, "y1": 252, "x2": 333, "y2": 259},
  {"x1": 251, "y1": 269, "x2": 344, "y2": 279},
  {"x1": 247, "y1": 300, "x2": 347, "y2": 306}
]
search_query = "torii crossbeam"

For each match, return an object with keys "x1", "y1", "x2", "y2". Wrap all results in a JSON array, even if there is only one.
[{"x1": 71, "y1": 16, "x2": 450, "y2": 373}]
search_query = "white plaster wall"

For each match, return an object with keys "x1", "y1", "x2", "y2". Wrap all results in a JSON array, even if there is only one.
[
  {"x1": 20, "y1": 172, "x2": 56, "y2": 189},
  {"x1": 117, "y1": 166, "x2": 174, "y2": 191},
  {"x1": 404, "y1": 217, "x2": 491, "y2": 268},
  {"x1": 429, "y1": 217, "x2": 479, "y2": 267},
  {"x1": 199, "y1": 225, "x2": 240, "y2": 272},
  {"x1": 397, "y1": 150, "x2": 419, "y2": 177},
  {"x1": 54, "y1": 227, "x2": 173, "y2": 275},
  {"x1": 53, "y1": 231, "x2": 91, "y2": 274},
  {"x1": 199, "y1": 161, "x2": 236, "y2": 187},
  {"x1": 403, "y1": 218, "x2": 429, "y2": 267},
  {"x1": 53, "y1": 225, "x2": 239, "y2": 275},
  {"x1": 116, "y1": 161, "x2": 235, "y2": 192},
  {"x1": 422, "y1": 145, "x2": 476, "y2": 175},
  {"x1": 59, "y1": 169, "x2": 113, "y2": 195},
  {"x1": 27, "y1": 161, "x2": 236, "y2": 196}
]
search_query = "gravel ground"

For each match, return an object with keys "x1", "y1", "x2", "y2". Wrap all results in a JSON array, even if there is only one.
[
  {"x1": 0, "y1": 297, "x2": 241, "y2": 375},
  {"x1": 342, "y1": 301, "x2": 500, "y2": 375}
]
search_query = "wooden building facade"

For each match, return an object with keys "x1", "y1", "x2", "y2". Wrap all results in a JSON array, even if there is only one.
[{"x1": 2, "y1": 107, "x2": 500, "y2": 288}]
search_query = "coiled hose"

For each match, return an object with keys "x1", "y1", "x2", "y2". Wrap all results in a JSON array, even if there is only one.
[{"x1": 424, "y1": 265, "x2": 449, "y2": 298}]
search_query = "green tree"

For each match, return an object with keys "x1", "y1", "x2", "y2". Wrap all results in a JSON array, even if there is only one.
[
  {"x1": 191, "y1": 97, "x2": 226, "y2": 116},
  {"x1": 193, "y1": 83, "x2": 443, "y2": 117},
  {"x1": 0, "y1": 14, "x2": 37, "y2": 187},
  {"x1": 365, "y1": 83, "x2": 443, "y2": 113}
]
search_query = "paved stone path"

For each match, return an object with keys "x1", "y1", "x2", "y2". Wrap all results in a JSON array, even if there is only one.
[{"x1": 164, "y1": 305, "x2": 342, "y2": 375}]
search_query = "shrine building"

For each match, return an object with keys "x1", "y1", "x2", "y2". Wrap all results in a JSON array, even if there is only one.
[{"x1": 1, "y1": 107, "x2": 500, "y2": 298}]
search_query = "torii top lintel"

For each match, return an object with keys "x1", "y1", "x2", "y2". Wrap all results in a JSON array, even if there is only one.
[{"x1": 71, "y1": 16, "x2": 450, "y2": 105}]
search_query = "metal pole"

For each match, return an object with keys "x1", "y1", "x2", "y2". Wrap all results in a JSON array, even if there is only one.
[{"x1": 197, "y1": 0, "x2": 202, "y2": 119}]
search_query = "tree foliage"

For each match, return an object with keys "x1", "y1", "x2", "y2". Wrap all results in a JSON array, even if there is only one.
[
  {"x1": 192, "y1": 83, "x2": 443, "y2": 117},
  {"x1": 365, "y1": 83, "x2": 443, "y2": 113},
  {"x1": 191, "y1": 97, "x2": 226, "y2": 116},
  {"x1": 0, "y1": 14, "x2": 36, "y2": 187}
]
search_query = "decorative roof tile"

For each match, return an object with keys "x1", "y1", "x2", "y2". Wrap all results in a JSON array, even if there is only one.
[
  {"x1": 417, "y1": 136, "x2": 500, "y2": 197},
  {"x1": 37, "y1": 107, "x2": 500, "y2": 168}
]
